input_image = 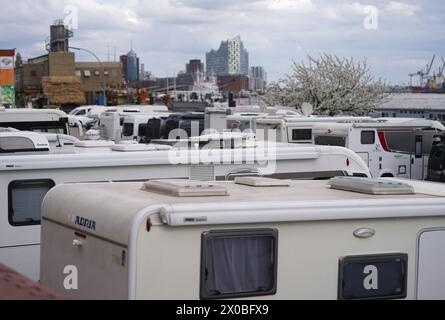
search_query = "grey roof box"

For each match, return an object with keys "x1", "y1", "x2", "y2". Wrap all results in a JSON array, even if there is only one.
[
  {"x1": 328, "y1": 176, "x2": 415, "y2": 195},
  {"x1": 141, "y1": 180, "x2": 229, "y2": 197}
]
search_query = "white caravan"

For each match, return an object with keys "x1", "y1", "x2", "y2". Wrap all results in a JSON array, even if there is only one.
[
  {"x1": 311, "y1": 118, "x2": 444, "y2": 180},
  {"x1": 40, "y1": 177, "x2": 445, "y2": 300},
  {"x1": 0, "y1": 108, "x2": 70, "y2": 134},
  {"x1": 0, "y1": 131, "x2": 370, "y2": 281}
]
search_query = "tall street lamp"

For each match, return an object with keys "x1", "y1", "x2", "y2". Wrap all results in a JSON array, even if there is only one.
[{"x1": 70, "y1": 46, "x2": 107, "y2": 106}]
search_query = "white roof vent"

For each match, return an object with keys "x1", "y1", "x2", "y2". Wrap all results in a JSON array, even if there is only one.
[
  {"x1": 112, "y1": 144, "x2": 172, "y2": 152},
  {"x1": 328, "y1": 177, "x2": 415, "y2": 195},
  {"x1": 141, "y1": 180, "x2": 229, "y2": 197},
  {"x1": 75, "y1": 141, "x2": 115, "y2": 148},
  {"x1": 0, "y1": 132, "x2": 50, "y2": 153},
  {"x1": 235, "y1": 177, "x2": 291, "y2": 187}
]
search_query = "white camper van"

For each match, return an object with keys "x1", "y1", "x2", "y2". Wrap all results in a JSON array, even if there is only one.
[
  {"x1": 121, "y1": 113, "x2": 170, "y2": 143},
  {"x1": 312, "y1": 119, "x2": 444, "y2": 180},
  {"x1": 0, "y1": 131, "x2": 370, "y2": 281},
  {"x1": 0, "y1": 108, "x2": 70, "y2": 134},
  {"x1": 100, "y1": 110, "x2": 170, "y2": 142},
  {"x1": 40, "y1": 177, "x2": 445, "y2": 300}
]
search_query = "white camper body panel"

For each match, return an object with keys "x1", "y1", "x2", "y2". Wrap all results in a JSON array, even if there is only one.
[
  {"x1": 254, "y1": 116, "x2": 373, "y2": 144},
  {"x1": 40, "y1": 179, "x2": 445, "y2": 300},
  {"x1": 0, "y1": 137, "x2": 370, "y2": 281}
]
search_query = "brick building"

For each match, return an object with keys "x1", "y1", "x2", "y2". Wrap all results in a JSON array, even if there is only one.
[{"x1": 217, "y1": 75, "x2": 249, "y2": 94}]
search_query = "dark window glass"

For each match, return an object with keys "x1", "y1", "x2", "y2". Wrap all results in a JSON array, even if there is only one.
[
  {"x1": 385, "y1": 131, "x2": 415, "y2": 153},
  {"x1": 122, "y1": 123, "x2": 134, "y2": 137},
  {"x1": 201, "y1": 229, "x2": 278, "y2": 299},
  {"x1": 361, "y1": 131, "x2": 375, "y2": 145},
  {"x1": 292, "y1": 129, "x2": 312, "y2": 141},
  {"x1": 138, "y1": 124, "x2": 147, "y2": 137},
  {"x1": 315, "y1": 136, "x2": 346, "y2": 147},
  {"x1": 9, "y1": 180, "x2": 56, "y2": 226}
]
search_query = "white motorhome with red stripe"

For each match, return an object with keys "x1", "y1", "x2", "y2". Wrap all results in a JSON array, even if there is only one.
[{"x1": 311, "y1": 118, "x2": 444, "y2": 180}]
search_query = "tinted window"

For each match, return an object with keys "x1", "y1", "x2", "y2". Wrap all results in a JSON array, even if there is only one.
[
  {"x1": 9, "y1": 180, "x2": 56, "y2": 226},
  {"x1": 292, "y1": 129, "x2": 312, "y2": 141},
  {"x1": 385, "y1": 131, "x2": 414, "y2": 153},
  {"x1": 138, "y1": 124, "x2": 147, "y2": 137},
  {"x1": 32, "y1": 127, "x2": 66, "y2": 134},
  {"x1": 76, "y1": 109, "x2": 86, "y2": 116},
  {"x1": 361, "y1": 131, "x2": 375, "y2": 145},
  {"x1": 122, "y1": 123, "x2": 134, "y2": 137},
  {"x1": 201, "y1": 229, "x2": 278, "y2": 299},
  {"x1": 315, "y1": 136, "x2": 346, "y2": 147}
]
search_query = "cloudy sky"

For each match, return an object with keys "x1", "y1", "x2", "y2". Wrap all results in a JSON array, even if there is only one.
[{"x1": 1, "y1": 0, "x2": 444, "y2": 84}]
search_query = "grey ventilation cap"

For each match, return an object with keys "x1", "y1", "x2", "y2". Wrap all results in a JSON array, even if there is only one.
[
  {"x1": 141, "y1": 180, "x2": 229, "y2": 197},
  {"x1": 328, "y1": 176, "x2": 415, "y2": 195}
]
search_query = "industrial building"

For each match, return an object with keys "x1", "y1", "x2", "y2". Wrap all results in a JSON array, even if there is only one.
[
  {"x1": 15, "y1": 20, "x2": 124, "y2": 108},
  {"x1": 372, "y1": 93, "x2": 445, "y2": 122}
]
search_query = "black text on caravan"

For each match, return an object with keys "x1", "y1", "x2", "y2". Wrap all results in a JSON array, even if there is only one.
[{"x1": 75, "y1": 216, "x2": 96, "y2": 231}]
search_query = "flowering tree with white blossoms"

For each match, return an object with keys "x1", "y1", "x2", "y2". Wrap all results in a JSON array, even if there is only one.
[{"x1": 264, "y1": 54, "x2": 389, "y2": 116}]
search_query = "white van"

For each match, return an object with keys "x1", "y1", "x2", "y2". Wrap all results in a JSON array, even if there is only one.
[
  {"x1": 0, "y1": 108, "x2": 70, "y2": 135},
  {"x1": 40, "y1": 177, "x2": 445, "y2": 300},
  {"x1": 100, "y1": 111, "x2": 170, "y2": 142},
  {"x1": 121, "y1": 113, "x2": 170, "y2": 142},
  {"x1": 0, "y1": 131, "x2": 370, "y2": 281},
  {"x1": 312, "y1": 118, "x2": 444, "y2": 180}
]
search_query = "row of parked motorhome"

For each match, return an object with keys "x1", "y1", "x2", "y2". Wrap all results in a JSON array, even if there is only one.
[
  {"x1": 0, "y1": 129, "x2": 370, "y2": 281},
  {"x1": 2, "y1": 105, "x2": 445, "y2": 300}
]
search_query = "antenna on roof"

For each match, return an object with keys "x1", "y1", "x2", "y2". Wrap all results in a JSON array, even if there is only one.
[{"x1": 301, "y1": 103, "x2": 314, "y2": 117}]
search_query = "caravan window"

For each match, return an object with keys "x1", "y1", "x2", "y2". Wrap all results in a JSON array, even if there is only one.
[
  {"x1": 315, "y1": 136, "x2": 346, "y2": 147},
  {"x1": 201, "y1": 229, "x2": 278, "y2": 299},
  {"x1": 292, "y1": 129, "x2": 312, "y2": 141},
  {"x1": 361, "y1": 131, "x2": 375, "y2": 145},
  {"x1": 8, "y1": 180, "x2": 56, "y2": 227}
]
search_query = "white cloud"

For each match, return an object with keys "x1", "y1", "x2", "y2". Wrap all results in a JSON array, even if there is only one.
[
  {"x1": 384, "y1": 1, "x2": 421, "y2": 16},
  {"x1": 0, "y1": 0, "x2": 442, "y2": 84}
]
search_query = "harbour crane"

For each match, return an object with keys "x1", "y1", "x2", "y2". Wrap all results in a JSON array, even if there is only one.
[{"x1": 409, "y1": 54, "x2": 436, "y2": 87}]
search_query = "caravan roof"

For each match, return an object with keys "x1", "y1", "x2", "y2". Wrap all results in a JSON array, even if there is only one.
[
  {"x1": 312, "y1": 118, "x2": 445, "y2": 132},
  {"x1": 43, "y1": 178, "x2": 445, "y2": 246},
  {"x1": 0, "y1": 109, "x2": 68, "y2": 122}
]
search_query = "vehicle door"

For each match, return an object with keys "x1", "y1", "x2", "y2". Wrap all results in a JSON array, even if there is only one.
[{"x1": 411, "y1": 135, "x2": 424, "y2": 180}]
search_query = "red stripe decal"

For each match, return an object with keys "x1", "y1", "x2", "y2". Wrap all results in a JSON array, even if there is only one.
[{"x1": 378, "y1": 131, "x2": 390, "y2": 152}]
